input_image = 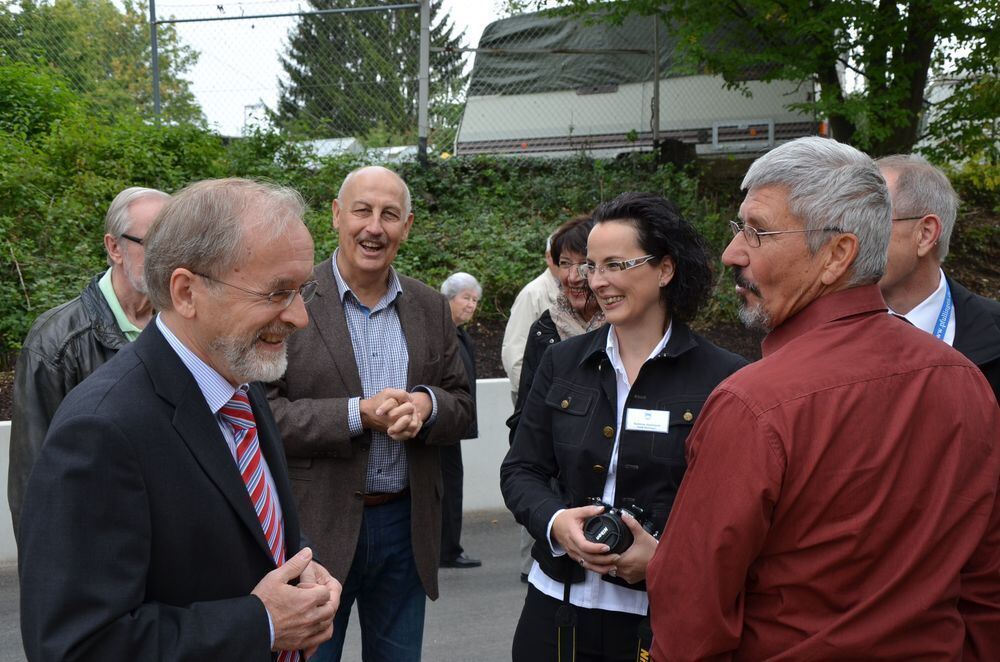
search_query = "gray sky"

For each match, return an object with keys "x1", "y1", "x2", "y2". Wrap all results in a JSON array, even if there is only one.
[{"x1": 155, "y1": 0, "x2": 503, "y2": 135}]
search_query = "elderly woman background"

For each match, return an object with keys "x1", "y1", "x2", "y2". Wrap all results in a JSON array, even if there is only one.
[{"x1": 439, "y1": 272, "x2": 483, "y2": 569}]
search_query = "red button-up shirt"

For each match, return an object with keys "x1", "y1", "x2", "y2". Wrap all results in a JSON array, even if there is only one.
[{"x1": 648, "y1": 285, "x2": 1000, "y2": 661}]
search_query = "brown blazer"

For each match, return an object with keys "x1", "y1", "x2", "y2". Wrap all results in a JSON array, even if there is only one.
[{"x1": 267, "y1": 257, "x2": 474, "y2": 600}]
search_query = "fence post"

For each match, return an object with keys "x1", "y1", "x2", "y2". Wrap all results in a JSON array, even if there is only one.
[
  {"x1": 651, "y1": 16, "x2": 660, "y2": 154},
  {"x1": 149, "y1": 0, "x2": 161, "y2": 124},
  {"x1": 418, "y1": 0, "x2": 429, "y2": 166}
]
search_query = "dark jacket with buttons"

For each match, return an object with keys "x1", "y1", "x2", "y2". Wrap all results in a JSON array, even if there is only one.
[{"x1": 500, "y1": 321, "x2": 748, "y2": 590}]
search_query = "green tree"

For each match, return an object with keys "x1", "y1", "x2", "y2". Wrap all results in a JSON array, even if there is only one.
[
  {"x1": 0, "y1": 0, "x2": 202, "y2": 124},
  {"x1": 275, "y1": 0, "x2": 466, "y2": 144},
  {"x1": 517, "y1": 0, "x2": 997, "y2": 158}
]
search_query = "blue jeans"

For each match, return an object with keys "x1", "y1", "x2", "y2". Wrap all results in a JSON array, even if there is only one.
[{"x1": 311, "y1": 495, "x2": 426, "y2": 662}]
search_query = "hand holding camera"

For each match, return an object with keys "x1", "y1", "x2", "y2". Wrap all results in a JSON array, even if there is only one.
[
  {"x1": 550, "y1": 504, "x2": 617, "y2": 574},
  {"x1": 582, "y1": 499, "x2": 659, "y2": 584}
]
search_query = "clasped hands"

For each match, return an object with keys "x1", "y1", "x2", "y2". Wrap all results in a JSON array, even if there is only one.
[
  {"x1": 252, "y1": 547, "x2": 342, "y2": 659},
  {"x1": 360, "y1": 388, "x2": 432, "y2": 440},
  {"x1": 551, "y1": 504, "x2": 658, "y2": 585}
]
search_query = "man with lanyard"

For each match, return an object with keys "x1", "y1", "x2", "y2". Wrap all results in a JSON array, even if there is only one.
[
  {"x1": 877, "y1": 154, "x2": 1000, "y2": 403},
  {"x1": 8, "y1": 186, "x2": 169, "y2": 539}
]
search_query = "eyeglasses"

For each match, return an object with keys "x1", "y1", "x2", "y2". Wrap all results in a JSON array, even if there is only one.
[
  {"x1": 192, "y1": 271, "x2": 318, "y2": 308},
  {"x1": 729, "y1": 220, "x2": 847, "y2": 248},
  {"x1": 557, "y1": 259, "x2": 588, "y2": 271},
  {"x1": 576, "y1": 255, "x2": 655, "y2": 280},
  {"x1": 120, "y1": 233, "x2": 144, "y2": 246},
  {"x1": 891, "y1": 215, "x2": 925, "y2": 222}
]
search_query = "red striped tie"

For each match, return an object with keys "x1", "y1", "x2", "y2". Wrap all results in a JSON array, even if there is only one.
[{"x1": 220, "y1": 389, "x2": 299, "y2": 662}]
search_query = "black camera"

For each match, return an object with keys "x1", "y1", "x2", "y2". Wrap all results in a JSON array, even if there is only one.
[{"x1": 582, "y1": 498, "x2": 655, "y2": 554}]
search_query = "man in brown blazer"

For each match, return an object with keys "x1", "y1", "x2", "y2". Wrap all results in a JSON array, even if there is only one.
[{"x1": 268, "y1": 166, "x2": 474, "y2": 662}]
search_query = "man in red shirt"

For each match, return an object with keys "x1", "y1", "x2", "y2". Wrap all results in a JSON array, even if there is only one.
[{"x1": 647, "y1": 136, "x2": 1000, "y2": 660}]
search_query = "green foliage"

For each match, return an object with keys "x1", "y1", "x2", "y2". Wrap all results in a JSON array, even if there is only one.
[
  {"x1": 0, "y1": 71, "x2": 225, "y2": 349},
  {"x1": 0, "y1": 0, "x2": 202, "y2": 124},
  {"x1": 391, "y1": 154, "x2": 731, "y2": 319},
  {"x1": 0, "y1": 63, "x2": 79, "y2": 138},
  {"x1": 949, "y1": 160, "x2": 1000, "y2": 212}
]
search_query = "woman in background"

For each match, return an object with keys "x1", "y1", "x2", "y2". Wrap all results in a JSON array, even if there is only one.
[
  {"x1": 507, "y1": 215, "x2": 607, "y2": 583},
  {"x1": 439, "y1": 272, "x2": 483, "y2": 569}
]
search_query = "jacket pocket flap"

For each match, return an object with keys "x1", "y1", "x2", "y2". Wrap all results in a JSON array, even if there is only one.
[
  {"x1": 653, "y1": 397, "x2": 707, "y2": 428},
  {"x1": 544, "y1": 381, "x2": 596, "y2": 416}
]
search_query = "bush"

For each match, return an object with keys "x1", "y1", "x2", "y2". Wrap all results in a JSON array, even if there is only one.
[{"x1": 950, "y1": 159, "x2": 1000, "y2": 213}]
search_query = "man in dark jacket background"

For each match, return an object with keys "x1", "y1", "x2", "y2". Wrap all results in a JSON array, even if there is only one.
[
  {"x1": 7, "y1": 186, "x2": 169, "y2": 538},
  {"x1": 877, "y1": 154, "x2": 1000, "y2": 403}
]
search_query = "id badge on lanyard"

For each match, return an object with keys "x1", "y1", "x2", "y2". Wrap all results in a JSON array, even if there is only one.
[{"x1": 933, "y1": 281, "x2": 953, "y2": 340}]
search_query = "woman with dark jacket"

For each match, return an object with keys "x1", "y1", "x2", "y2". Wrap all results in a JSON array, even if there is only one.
[
  {"x1": 501, "y1": 193, "x2": 748, "y2": 662},
  {"x1": 439, "y1": 272, "x2": 482, "y2": 569}
]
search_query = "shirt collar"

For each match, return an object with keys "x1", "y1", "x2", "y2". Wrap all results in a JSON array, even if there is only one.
[
  {"x1": 762, "y1": 284, "x2": 888, "y2": 357},
  {"x1": 604, "y1": 323, "x2": 673, "y2": 375},
  {"x1": 98, "y1": 267, "x2": 142, "y2": 341},
  {"x1": 330, "y1": 248, "x2": 403, "y2": 310},
  {"x1": 888, "y1": 268, "x2": 946, "y2": 335},
  {"x1": 155, "y1": 314, "x2": 244, "y2": 414}
]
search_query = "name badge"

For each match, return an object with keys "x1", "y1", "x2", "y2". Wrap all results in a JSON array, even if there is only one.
[{"x1": 625, "y1": 408, "x2": 670, "y2": 433}]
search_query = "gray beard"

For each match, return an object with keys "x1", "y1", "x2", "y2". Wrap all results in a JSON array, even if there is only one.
[
  {"x1": 211, "y1": 335, "x2": 288, "y2": 384},
  {"x1": 738, "y1": 302, "x2": 773, "y2": 333}
]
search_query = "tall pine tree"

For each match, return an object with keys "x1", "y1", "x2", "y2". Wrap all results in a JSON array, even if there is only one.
[{"x1": 276, "y1": 0, "x2": 466, "y2": 142}]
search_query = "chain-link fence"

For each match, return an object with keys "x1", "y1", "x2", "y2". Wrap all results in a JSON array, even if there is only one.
[
  {"x1": 154, "y1": 0, "x2": 440, "y2": 145},
  {"x1": 452, "y1": 10, "x2": 819, "y2": 159},
  {"x1": 0, "y1": 0, "x2": 456, "y2": 152}
]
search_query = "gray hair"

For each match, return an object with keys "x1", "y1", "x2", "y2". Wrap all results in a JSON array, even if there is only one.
[
  {"x1": 337, "y1": 165, "x2": 412, "y2": 218},
  {"x1": 104, "y1": 187, "x2": 170, "y2": 265},
  {"x1": 441, "y1": 272, "x2": 482, "y2": 299},
  {"x1": 742, "y1": 136, "x2": 891, "y2": 286},
  {"x1": 876, "y1": 154, "x2": 959, "y2": 261},
  {"x1": 144, "y1": 178, "x2": 306, "y2": 312}
]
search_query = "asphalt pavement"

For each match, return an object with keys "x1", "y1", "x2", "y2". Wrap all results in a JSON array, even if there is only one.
[{"x1": 0, "y1": 509, "x2": 525, "y2": 662}]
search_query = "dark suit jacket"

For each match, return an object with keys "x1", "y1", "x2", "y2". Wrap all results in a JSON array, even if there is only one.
[
  {"x1": 18, "y1": 323, "x2": 303, "y2": 662},
  {"x1": 456, "y1": 326, "x2": 478, "y2": 439},
  {"x1": 267, "y1": 258, "x2": 474, "y2": 601},
  {"x1": 950, "y1": 275, "x2": 1000, "y2": 404}
]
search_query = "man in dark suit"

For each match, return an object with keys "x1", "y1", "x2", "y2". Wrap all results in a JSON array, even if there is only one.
[
  {"x1": 877, "y1": 154, "x2": 1000, "y2": 402},
  {"x1": 268, "y1": 166, "x2": 475, "y2": 662},
  {"x1": 18, "y1": 178, "x2": 340, "y2": 661}
]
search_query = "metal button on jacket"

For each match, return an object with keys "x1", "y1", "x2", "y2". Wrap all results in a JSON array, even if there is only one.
[
  {"x1": 592, "y1": 464, "x2": 605, "y2": 474},
  {"x1": 561, "y1": 399, "x2": 570, "y2": 409},
  {"x1": 602, "y1": 425, "x2": 614, "y2": 438},
  {"x1": 683, "y1": 410, "x2": 694, "y2": 422}
]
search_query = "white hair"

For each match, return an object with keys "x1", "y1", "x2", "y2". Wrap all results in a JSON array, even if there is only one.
[
  {"x1": 876, "y1": 154, "x2": 959, "y2": 261},
  {"x1": 104, "y1": 187, "x2": 170, "y2": 265},
  {"x1": 440, "y1": 272, "x2": 482, "y2": 299},
  {"x1": 743, "y1": 136, "x2": 891, "y2": 286}
]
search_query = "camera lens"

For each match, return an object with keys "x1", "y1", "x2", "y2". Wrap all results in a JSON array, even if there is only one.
[{"x1": 583, "y1": 512, "x2": 634, "y2": 555}]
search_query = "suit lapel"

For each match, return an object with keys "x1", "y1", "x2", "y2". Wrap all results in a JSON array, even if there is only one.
[
  {"x1": 137, "y1": 324, "x2": 276, "y2": 564},
  {"x1": 396, "y1": 280, "x2": 427, "y2": 389},
  {"x1": 308, "y1": 258, "x2": 363, "y2": 394}
]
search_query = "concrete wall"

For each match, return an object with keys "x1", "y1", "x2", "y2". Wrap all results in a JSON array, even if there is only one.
[
  {"x1": 0, "y1": 379, "x2": 514, "y2": 566},
  {"x1": 0, "y1": 422, "x2": 13, "y2": 566}
]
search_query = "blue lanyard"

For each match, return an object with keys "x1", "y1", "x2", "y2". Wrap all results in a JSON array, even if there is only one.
[{"x1": 933, "y1": 280, "x2": 953, "y2": 340}]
